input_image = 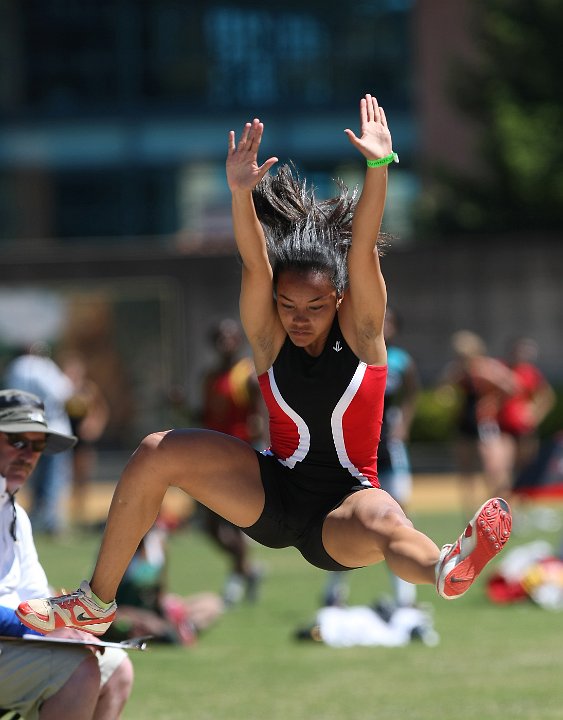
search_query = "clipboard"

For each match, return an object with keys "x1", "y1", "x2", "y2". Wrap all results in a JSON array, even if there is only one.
[{"x1": 0, "y1": 634, "x2": 150, "y2": 651}]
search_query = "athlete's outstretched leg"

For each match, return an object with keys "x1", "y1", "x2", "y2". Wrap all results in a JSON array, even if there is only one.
[
  {"x1": 17, "y1": 429, "x2": 264, "y2": 634},
  {"x1": 90, "y1": 429, "x2": 263, "y2": 602}
]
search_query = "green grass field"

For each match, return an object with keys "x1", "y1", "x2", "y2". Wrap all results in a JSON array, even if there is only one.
[{"x1": 36, "y1": 508, "x2": 563, "y2": 720}]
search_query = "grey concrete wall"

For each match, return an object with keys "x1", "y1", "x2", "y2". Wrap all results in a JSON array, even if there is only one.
[
  {"x1": 176, "y1": 238, "x2": 563, "y2": 397},
  {"x1": 380, "y1": 238, "x2": 562, "y2": 384},
  {"x1": 2, "y1": 235, "x2": 561, "y2": 443}
]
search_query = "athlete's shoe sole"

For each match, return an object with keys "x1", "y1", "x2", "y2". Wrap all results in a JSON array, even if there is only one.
[
  {"x1": 16, "y1": 580, "x2": 116, "y2": 636},
  {"x1": 436, "y1": 497, "x2": 512, "y2": 600}
]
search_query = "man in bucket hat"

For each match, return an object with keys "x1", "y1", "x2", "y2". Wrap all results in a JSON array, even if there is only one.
[
  {"x1": 0, "y1": 389, "x2": 77, "y2": 455},
  {"x1": 4, "y1": 346, "x2": 77, "y2": 535},
  {"x1": 0, "y1": 389, "x2": 134, "y2": 720}
]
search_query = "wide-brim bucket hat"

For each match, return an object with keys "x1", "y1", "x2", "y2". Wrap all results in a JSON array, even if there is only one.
[{"x1": 0, "y1": 389, "x2": 77, "y2": 454}]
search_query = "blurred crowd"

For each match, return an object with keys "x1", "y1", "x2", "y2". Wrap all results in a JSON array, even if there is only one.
[
  {"x1": 3, "y1": 318, "x2": 558, "y2": 538},
  {"x1": 1, "y1": 315, "x2": 560, "y2": 658},
  {"x1": 441, "y1": 330, "x2": 556, "y2": 517}
]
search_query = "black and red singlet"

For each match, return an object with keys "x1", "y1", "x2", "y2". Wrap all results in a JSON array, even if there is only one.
[{"x1": 258, "y1": 317, "x2": 387, "y2": 492}]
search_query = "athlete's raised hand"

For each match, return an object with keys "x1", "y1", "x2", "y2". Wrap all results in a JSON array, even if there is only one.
[
  {"x1": 226, "y1": 118, "x2": 278, "y2": 193},
  {"x1": 344, "y1": 94, "x2": 393, "y2": 161}
]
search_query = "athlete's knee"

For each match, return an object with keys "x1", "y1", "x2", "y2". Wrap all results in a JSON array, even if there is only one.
[
  {"x1": 125, "y1": 430, "x2": 174, "y2": 480},
  {"x1": 128, "y1": 431, "x2": 158, "y2": 461},
  {"x1": 363, "y1": 502, "x2": 413, "y2": 539},
  {"x1": 139, "y1": 430, "x2": 170, "y2": 452}
]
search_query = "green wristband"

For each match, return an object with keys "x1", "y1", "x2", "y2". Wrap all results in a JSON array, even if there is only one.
[{"x1": 366, "y1": 152, "x2": 399, "y2": 168}]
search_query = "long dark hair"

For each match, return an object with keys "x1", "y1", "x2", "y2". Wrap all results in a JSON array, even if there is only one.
[{"x1": 253, "y1": 164, "x2": 380, "y2": 295}]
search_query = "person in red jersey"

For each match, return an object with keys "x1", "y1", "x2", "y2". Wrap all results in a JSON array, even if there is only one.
[
  {"x1": 442, "y1": 330, "x2": 517, "y2": 517},
  {"x1": 498, "y1": 337, "x2": 555, "y2": 493},
  {"x1": 200, "y1": 318, "x2": 265, "y2": 605},
  {"x1": 17, "y1": 95, "x2": 512, "y2": 637}
]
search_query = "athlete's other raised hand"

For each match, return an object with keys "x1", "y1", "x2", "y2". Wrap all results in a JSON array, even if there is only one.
[
  {"x1": 344, "y1": 94, "x2": 393, "y2": 161},
  {"x1": 226, "y1": 118, "x2": 278, "y2": 193}
]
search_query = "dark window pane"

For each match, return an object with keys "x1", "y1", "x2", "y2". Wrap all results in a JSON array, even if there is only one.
[{"x1": 14, "y1": 1, "x2": 412, "y2": 115}]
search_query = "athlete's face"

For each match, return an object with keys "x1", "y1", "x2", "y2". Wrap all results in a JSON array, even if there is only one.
[{"x1": 276, "y1": 269, "x2": 340, "y2": 355}]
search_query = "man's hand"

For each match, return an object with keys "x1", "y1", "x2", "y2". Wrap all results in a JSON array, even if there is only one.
[
  {"x1": 226, "y1": 118, "x2": 278, "y2": 192},
  {"x1": 344, "y1": 94, "x2": 393, "y2": 160},
  {"x1": 48, "y1": 627, "x2": 104, "y2": 654}
]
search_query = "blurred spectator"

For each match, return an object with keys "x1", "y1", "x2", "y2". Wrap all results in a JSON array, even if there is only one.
[
  {"x1": 323, "y1": 308, "x2": 420, "y2": 608},
  {"x1": 197, "y1": 318, "x2": 266, "y2": 606},
  {"x1": 60, "y1": 352, "x2": 110, "y2": 527},
  {"x1": 377, "y1": 308, "x2": 420, "y2": 606},
  {"x1": 0, "y1": 388, "x2": 133, "y2": 719},
  {"x1": 497, "y1": 337, "x2": 555, "y2": 494},
  {"x1": 201, "y1": 319, "x2": 266, "y2": 447},
  {"x1": 3, "y1": 343, "x2": 75, "y2": 535},
  {"x1": 441, "y1": 330, "x2": 517, "y2": 518},
  {"x1": 104, "y1": 519, "x2": 224, "y2": 646}
]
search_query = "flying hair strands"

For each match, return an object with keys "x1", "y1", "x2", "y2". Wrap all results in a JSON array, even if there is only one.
[{"x1": 252, "y1": 164, "x2": 388, "y2": 295}]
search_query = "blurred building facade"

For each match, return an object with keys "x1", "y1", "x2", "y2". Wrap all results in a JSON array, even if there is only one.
[
  {"x1": 0, "y1": 1, "x2": 416, "y2": 243},
  {"x1": 0, "y1": 1, "x2": 561, "y2": 447}
]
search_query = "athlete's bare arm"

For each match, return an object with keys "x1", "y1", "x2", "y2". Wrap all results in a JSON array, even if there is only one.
[
  {"x1": 226, "y1": 119, "x2": 284, "y2": 373},
  {"x1": 339, "y1": 94, "x2": 392, "y2": 366}
]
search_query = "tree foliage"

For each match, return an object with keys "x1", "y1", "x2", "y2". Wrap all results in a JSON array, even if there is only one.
[{"x1": 416, "y1": 0, "x2": 563, "y2": 237}]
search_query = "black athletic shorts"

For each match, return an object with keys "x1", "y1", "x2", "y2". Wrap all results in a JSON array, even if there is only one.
[{"x1": 240, "y1": 450, "x2": 368, "y2": 571}]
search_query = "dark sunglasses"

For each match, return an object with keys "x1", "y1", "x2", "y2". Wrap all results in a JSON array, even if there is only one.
[{"x1": 3, "y1": 433, "x2": 47, "y2": 453}]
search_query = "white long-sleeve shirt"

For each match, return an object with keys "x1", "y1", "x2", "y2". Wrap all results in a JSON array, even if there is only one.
[
  {"x1": 0, "y1": 475, "x2": 128, "y2": 671},
  {"x1": 0, "y1": 475, "x2": 50, "y2": 609}
]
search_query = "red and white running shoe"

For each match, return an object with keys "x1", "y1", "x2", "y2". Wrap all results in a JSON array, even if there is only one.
[
  {"x1": 436, "y1": 498, "x2": 512, "y2": 600},
  {"x1": 16, "y1": 580, "x2": 116, "y2": 635}
]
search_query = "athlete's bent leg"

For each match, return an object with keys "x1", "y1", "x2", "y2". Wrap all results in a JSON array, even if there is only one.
[
  {"x1": 322, "y1": 489, "x2": 512, "y2": 599},
  {"x1": 321, "y1": 489, "x2": 439, "y2": 584}
]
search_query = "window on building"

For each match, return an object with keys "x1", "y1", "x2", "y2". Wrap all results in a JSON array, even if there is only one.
[{"x1": 13, "y1": 1, "x2": 412, "y2": 114}]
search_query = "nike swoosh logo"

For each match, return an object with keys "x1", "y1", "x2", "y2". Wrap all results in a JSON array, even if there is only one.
[{"x1": 75, "y1": 611, "x2": 102, "y2": 622}]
